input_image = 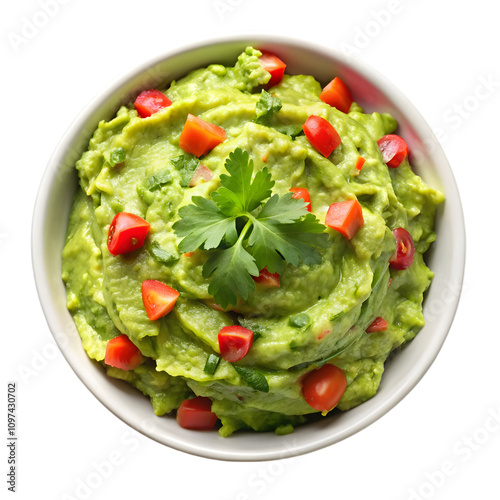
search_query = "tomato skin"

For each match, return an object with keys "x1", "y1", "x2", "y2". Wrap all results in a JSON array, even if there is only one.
[
  {"x1": 325, "y1": 199, "x2": 364, "y2": 240},
  {"x1": 366, "y1": 317, "x2": 388, "y2": 333},
  {"x1": 258, "y1": 51, "x2": 286, "y2": 87},
  {"x1": 218, "y1": 326, "x2": 253, "y2": 363},
  {"x1": 253, "y1": 268, "x2": 280, "y2": 287},
  {"x1": 134, "y1": 89, "x2": 172, "y2": 118},
  {"x1": 302, "y1": 364, "x2": 347, "y2": 412},
  {"x1": 141, "y1": 280, "x2": 180, "y2": 320},
  {"x1": 107, "y1": 212, "x2": 150, "y2": 256},
  {"x1": 377, "y1": 134, "x2": 408, "y2": 168},
  {"x1": 319, "y1": 77, "x2": 353, "y2": 114},
  {"x1": 176, "y1": 397, "x2": 218, "y2": 431},
  {"x1": 389, "y1": 227, "x2": 415, "y2": 270},
  {"x1": 290, "y1": 187, "x2": 312, "y2": 212},
  {"x1": 302, "y1": 115, "x2": 341, "y2": 157},
  {"x1": 189, "y1": 164, "x2": 213, "y2": 187},
  {"x1": 179, "y1": 114, "x2": 226, "y2": 157},
  {"x1": 104, "y1": 334, "x2": 143, "y2": 371}
]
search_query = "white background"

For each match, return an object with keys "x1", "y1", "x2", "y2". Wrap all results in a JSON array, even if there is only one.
[{"x1": 2, "y1": 1, "x2": 499, "y2": 499}]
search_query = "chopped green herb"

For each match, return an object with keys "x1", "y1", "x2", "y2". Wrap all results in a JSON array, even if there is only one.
[
  {"x1": 254, "y1": 90, "x2": 282, "y2": 125},
  {"x1": 109, "y1": 147, "x2": 125, "y2": 167},
  {"x1": 204, "y1": 353, "x2": 221, "y2": 375},
  {"x1": 171, "y1": 155, "x2": 200, "y2": 187},
  {"x1": 330, "y1": 311, "x2": 344, "y2": 322},
  {"x1": 289, "y1": 313, "x2": 310, "y2": 329},
  {"x1": 274, "y1": 124, "x2": 304, "y2": 139},
  {"x1": 275, "y1": 424, "x2": 294, "y2": 436},
  {"x1": 150, "y1": 241, "x2": 179, "y2": 265},
  {"x1": 145, "y1": 168, "x2": 173, "y2": 191},
  {"x1": 173, "y1": 148, "x2": 329, "y2": 308},
  {"x1": 234, "y1": 366, "x2": 269, "y2": 392}
]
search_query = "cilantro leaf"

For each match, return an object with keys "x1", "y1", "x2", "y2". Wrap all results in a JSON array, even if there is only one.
[
  {"x1": 173, "y1": 196, "x2": 237, "y2": 252},
  {"x1": 234, "y1": 366, "x2": 269, "y2": 392},
  {"x1": 173, "y1": 147, "x2": 329, "y2": 308},
  {"x1": 249, "y1": 197, "x2": 328, "y2": 272},
  {"x1": 202, "y1": 231, "x2": 259, "y2": 309},
  {"x1": 254, "y1": 90, "x2": 282, "y2": 125},
  {"x1": 212, "y1": 148, "x2": 273, "y2": 215},
  {"x1": 171, "y1": 155, "x2": 200, "y2": 187},
  {"x1": 145, "y1": 168, "x2": 172, "y2": 191}
]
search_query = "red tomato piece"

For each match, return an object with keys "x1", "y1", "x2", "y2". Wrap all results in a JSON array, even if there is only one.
[
  {"x1": 141, "y1": 280, "x2": 180, "y2": 321},
  {"x1": 176, "y1": 396, "x2": 218, "y2": 431},
  {"x1": 302, "y1": 364, "x2": 347, "y2": 412},
  {"x1": 134, "y1": 89, "x2": 172, "y2": 118},
  {"x1": 302, "y1": 115, "x2": 341, "y2": 157},
  {"x1": 377, "y1": 134, "x2": 408, "y2": 168},
  {"x1": 289, "y1": 187, "x2": 312, "y2": 212},
  {"x1": 218, "y1": 325, "x2": 253, "y2": 363},
  {"x1": 325, "y1": 199, "x2": 364, "y2": 239},
  {"x1": 389, "y1": 227, "x2": 415, "y2": 270},
  {"x1": 179, "y1": 114, "x2": 226, "y2": 157},
  {"x1": 258, "y1": 50, "x2": 286, "y2": 87},
  {"x1": 253, "y1": 268, "x2": 280, "y2": 287},
  {"x1": 319, "y1": 77, "x2": 353, "y2": 114},
  {"x1": 366, "y1": 317, "x2": 388, "y2": 333},
  {"x1": 107, "y1": 212, "x2": 150, "y2": 256},
  {"x1": 355, "y1": 156, "x2": 366, "y2": 172},
  {"x1": 104, "y1": 334, "x2": 143, "y2": 371},
  {"x1": 189, "y1": 164, "x2": 214, "y2": 187}
]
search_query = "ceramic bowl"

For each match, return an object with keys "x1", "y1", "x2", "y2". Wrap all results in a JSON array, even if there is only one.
[{"x1": 32, "y1": 34, "x2": 465, "y2": 461}]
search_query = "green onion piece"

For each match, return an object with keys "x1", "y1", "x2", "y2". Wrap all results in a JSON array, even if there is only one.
[
  {"x1": 109, "y1": 147, "x2": 126, "y2": 167},
  {"x1": 234, "y1": 366, "x2": 269, "y2": 392},
  {"x1": 150, "y1": 242, "x2": 178, "y2": 265},
  {"x1": 288, "y1": 313, "x2": 310, "y2": 328},
  {"x1": 204, "y1": 354, "x2": 221, "y2": 375}
]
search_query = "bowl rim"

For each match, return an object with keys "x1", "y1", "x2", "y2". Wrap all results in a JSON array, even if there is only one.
[{"x1": 32, "y1": 33, "x2": 466, "y2": 461}]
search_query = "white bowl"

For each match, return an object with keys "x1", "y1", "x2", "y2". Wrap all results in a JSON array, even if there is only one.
[{"x1": 32, "y1": 34, "x2": 465, "y2": 461}]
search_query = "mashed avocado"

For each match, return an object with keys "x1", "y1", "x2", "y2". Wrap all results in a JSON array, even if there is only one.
[{"x1": 62, "y1": 47, "x2": 444, "y2": 436}]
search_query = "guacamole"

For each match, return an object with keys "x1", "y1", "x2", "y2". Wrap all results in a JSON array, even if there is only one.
[{"x1": 62, "y1": 47, "x2": 444, "y2": 436}]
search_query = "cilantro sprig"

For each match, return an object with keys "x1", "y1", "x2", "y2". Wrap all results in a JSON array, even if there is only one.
[{"x1": 173, "y1": 148, "x2": 329, "y2": 308}]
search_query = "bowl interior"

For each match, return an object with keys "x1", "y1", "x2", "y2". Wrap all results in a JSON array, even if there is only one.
[{"x1": 32, "y1": 35, "x2": 465, "y2": 461}]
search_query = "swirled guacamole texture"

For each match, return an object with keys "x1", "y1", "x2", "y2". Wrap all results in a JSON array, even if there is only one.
[{"x1": 62, "y1": 47, "x2": 444, "y2": 436}]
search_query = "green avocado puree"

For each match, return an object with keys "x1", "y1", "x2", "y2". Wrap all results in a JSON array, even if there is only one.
[{"x1": 62, "y1": 47, "x2": 444, "y2": 436}]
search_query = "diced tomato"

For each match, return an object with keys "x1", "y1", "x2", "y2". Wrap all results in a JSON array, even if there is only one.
[
  {"x1": 258, "y1": 51, "x2": 286, "y2": 87},
  {"x1": 319, "y1": 77, "x2": 353, "y2": 114},
  {"x1": 389, "y1": 227, "x2": 415, "y2": 270},
  {"x1": 302, "y1": 364, "x2": 347, "y2": 412},
  {"x1": 289, "y1": 187, "x2": 312, "y2": 212},
  {"x1": 176, "y1": 396, "x2": 218, "y2": 431},
  {"x1": 179, "y1": 114, "x2": 226, "y2": 157},
  {"x1": 302, "y1": 115, "x2": 341, "y2": 157},
  {"x1": 218, "y1": 325, "x2": 253, "y2": 363},
  {"x1": 141, "y1": 280, "x2": 180, "y2": 320},
  {"x1": 104, "y1": 334, "x2": 143, "y2": 371},
  {"x1": 253, "y1": 268, "x2": 280, "y2": 287},
  {"x1": 355, "y1": 156, "x2": 366, "y2": 172},
  {"x1": 317, "y1": 329, "x2": 331, "y2": 340},
  {"x1": 377, "y1": 134, "x2": 408, "y2": 168},
  {"x1": 134, "y1": 89, "x2": 172, "y2": 118},
  {"x1": 107, "y1": 212, "x2": 150, "y2": 256},
  {"x1": 184, "y1": 252, "x2": 195, "y2": 258},
  {"x1": 366, "y1": 317, "x2": 388, "y2": 333},
  {"x1": 325, "y1": 199, "x2": 364, "y2": 239},
  {"x1": 189, "y1": 164, "x2": 214, "y2": 187}
]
